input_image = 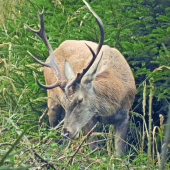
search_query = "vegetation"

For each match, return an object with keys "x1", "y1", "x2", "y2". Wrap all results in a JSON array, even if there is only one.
[{"x1": 0, "y1": 0, "x2": 170, "y2": 169}]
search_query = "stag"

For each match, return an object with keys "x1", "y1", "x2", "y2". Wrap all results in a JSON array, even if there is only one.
[{"x1": 26, "y1": 0, "x2": 136, "y2": 155}]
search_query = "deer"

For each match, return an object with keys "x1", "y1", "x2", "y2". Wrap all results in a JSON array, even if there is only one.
[{"x1": 25, "y1": 0, "x2": 136, "y2": 155}]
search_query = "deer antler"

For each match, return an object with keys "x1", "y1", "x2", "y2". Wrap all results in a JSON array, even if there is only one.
[
  {"x1": 65, "y1": 0, "x2": 104, "y2": 99},
  {"x1": 25, "y1": 8, "x2": 65, "y2": 89}
]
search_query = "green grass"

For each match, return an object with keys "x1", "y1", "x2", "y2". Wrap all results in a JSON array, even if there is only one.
[{"x1": 0, "y1": 0, "x2": 170, "y2": 169}]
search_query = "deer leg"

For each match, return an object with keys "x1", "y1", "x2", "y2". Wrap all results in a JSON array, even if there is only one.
[
  {"x1": 48, "y1": 101, "x2": 66, "y2": 145},
  {"x1": 48, "y1": 103, "x2": 64, "y2": 127},
  {"x1": 114, "y1": 116, "x2": 128, "y2": 156},
  {"x1": 47, "y1": 89, "x2": 64, "y2": 127},
  {"x1": 84, "y1": 117, "x2": 98, "y2": 150}
]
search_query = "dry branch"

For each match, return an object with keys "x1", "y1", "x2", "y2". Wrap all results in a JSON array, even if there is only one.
[
  {"x1": 82, "y1": 138, "x2": 112, "y2": 147},
  {"x1": 0, "y1": 142, "x2": 12, "y2": 147},
  {"x1": 67, "y1": 122, "x2": 99, "y2": 166},
  {"x1": 39, "y1": 108, "x2": 49, "y2": 127},
  {"x1": 33, "y1": 151, "x2": 57, "y2": 170}
]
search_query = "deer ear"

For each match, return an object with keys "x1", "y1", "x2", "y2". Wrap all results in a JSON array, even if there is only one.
[
  {"x1": 64, "y1": 60, "x2": 75, "y2": 81},
  {"x1": 83, "y1": 52, "x2": 103, "y2": 84}
]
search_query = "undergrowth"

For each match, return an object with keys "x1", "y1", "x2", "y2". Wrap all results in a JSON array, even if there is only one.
[{"x1": 1, "y1": 0, "x2": 170, "y2": 169}]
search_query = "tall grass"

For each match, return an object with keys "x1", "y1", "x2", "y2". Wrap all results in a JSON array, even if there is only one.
[
  {"x1": 0, "y1": 0, "x2": 170, "y2": 169},
  {"x1": 0, "y1": 0, "x2": 26, "y2": 25}
]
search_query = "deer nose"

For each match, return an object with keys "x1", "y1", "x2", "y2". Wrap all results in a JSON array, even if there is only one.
[{"x1": 61, "y1": 128, "x2": 69, "y2": 138}]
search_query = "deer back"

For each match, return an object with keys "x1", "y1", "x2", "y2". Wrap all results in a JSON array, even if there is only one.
[{"x1": 44, "y1": 40, "x2": 136, "y2": 115}]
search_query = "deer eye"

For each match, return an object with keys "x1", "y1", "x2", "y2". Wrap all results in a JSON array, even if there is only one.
[{"x1": 78, "y1": 98, "x2": 83, "y2": 104}]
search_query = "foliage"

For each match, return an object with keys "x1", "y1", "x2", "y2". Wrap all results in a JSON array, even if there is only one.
[{"x1": 0, "y1": 0, "x2": 170, "y2": 169}]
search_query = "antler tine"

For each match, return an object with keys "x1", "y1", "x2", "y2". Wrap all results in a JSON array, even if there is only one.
[
  {"x1": 65, "y1": 0, "x2": 104, "y2": 100},
  {"x1": 27, "y1": 50, "x2": 49, "y2": 66},
  {"x1": 83, "y1": 0, "x2": 104, "y2": 56},
  {"x1": 25, "y1": 8, "x2": 64, "y2": 89},
  {"x1": 36, "y1": 77, "x2": 61, "y2": 89}
]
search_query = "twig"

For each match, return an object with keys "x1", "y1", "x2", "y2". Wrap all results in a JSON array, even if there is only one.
[
  {"x1": 85, "y1": 159, "x2": 99, "y2": 170},
  {"x1": 36, "y1": 119, "x2": 64, "y2": 148},
  {"x1": 33, "y1": 151, "x2": 57, "y2": 170},
  {"x1": 84, "y1": 147, "x2": 99, "y2": 158},
  {"x1": 57, "y1": 138, "x2": 107, "y2": 162},
  {"x1": 29, "y1": 167, "x2": 41, "y2": 170},
  {"x1": 1, "y1": 126, "x2": 14, "y2": 132},
  {"x1": 89, "y1": 132, "x2": 109, "y2": 136},
  {"x1": 82, "y1": 138, "x2": 112, "y2": 147},
  {"x1": 57, "y1": 155, "x2": 71, "y2": 161},
  {"x1": 54, "y1": 119, "x2": 64, "y2": 130},
  {"x1": 67, "y1": 122, "x2": 99, "y2": 165},
  {"x1": 0, "y1": 142, "x2": 12, "y2": 147},
  {"x1": 39, "y1": 108, "x2": 49, "y2": 127}
]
